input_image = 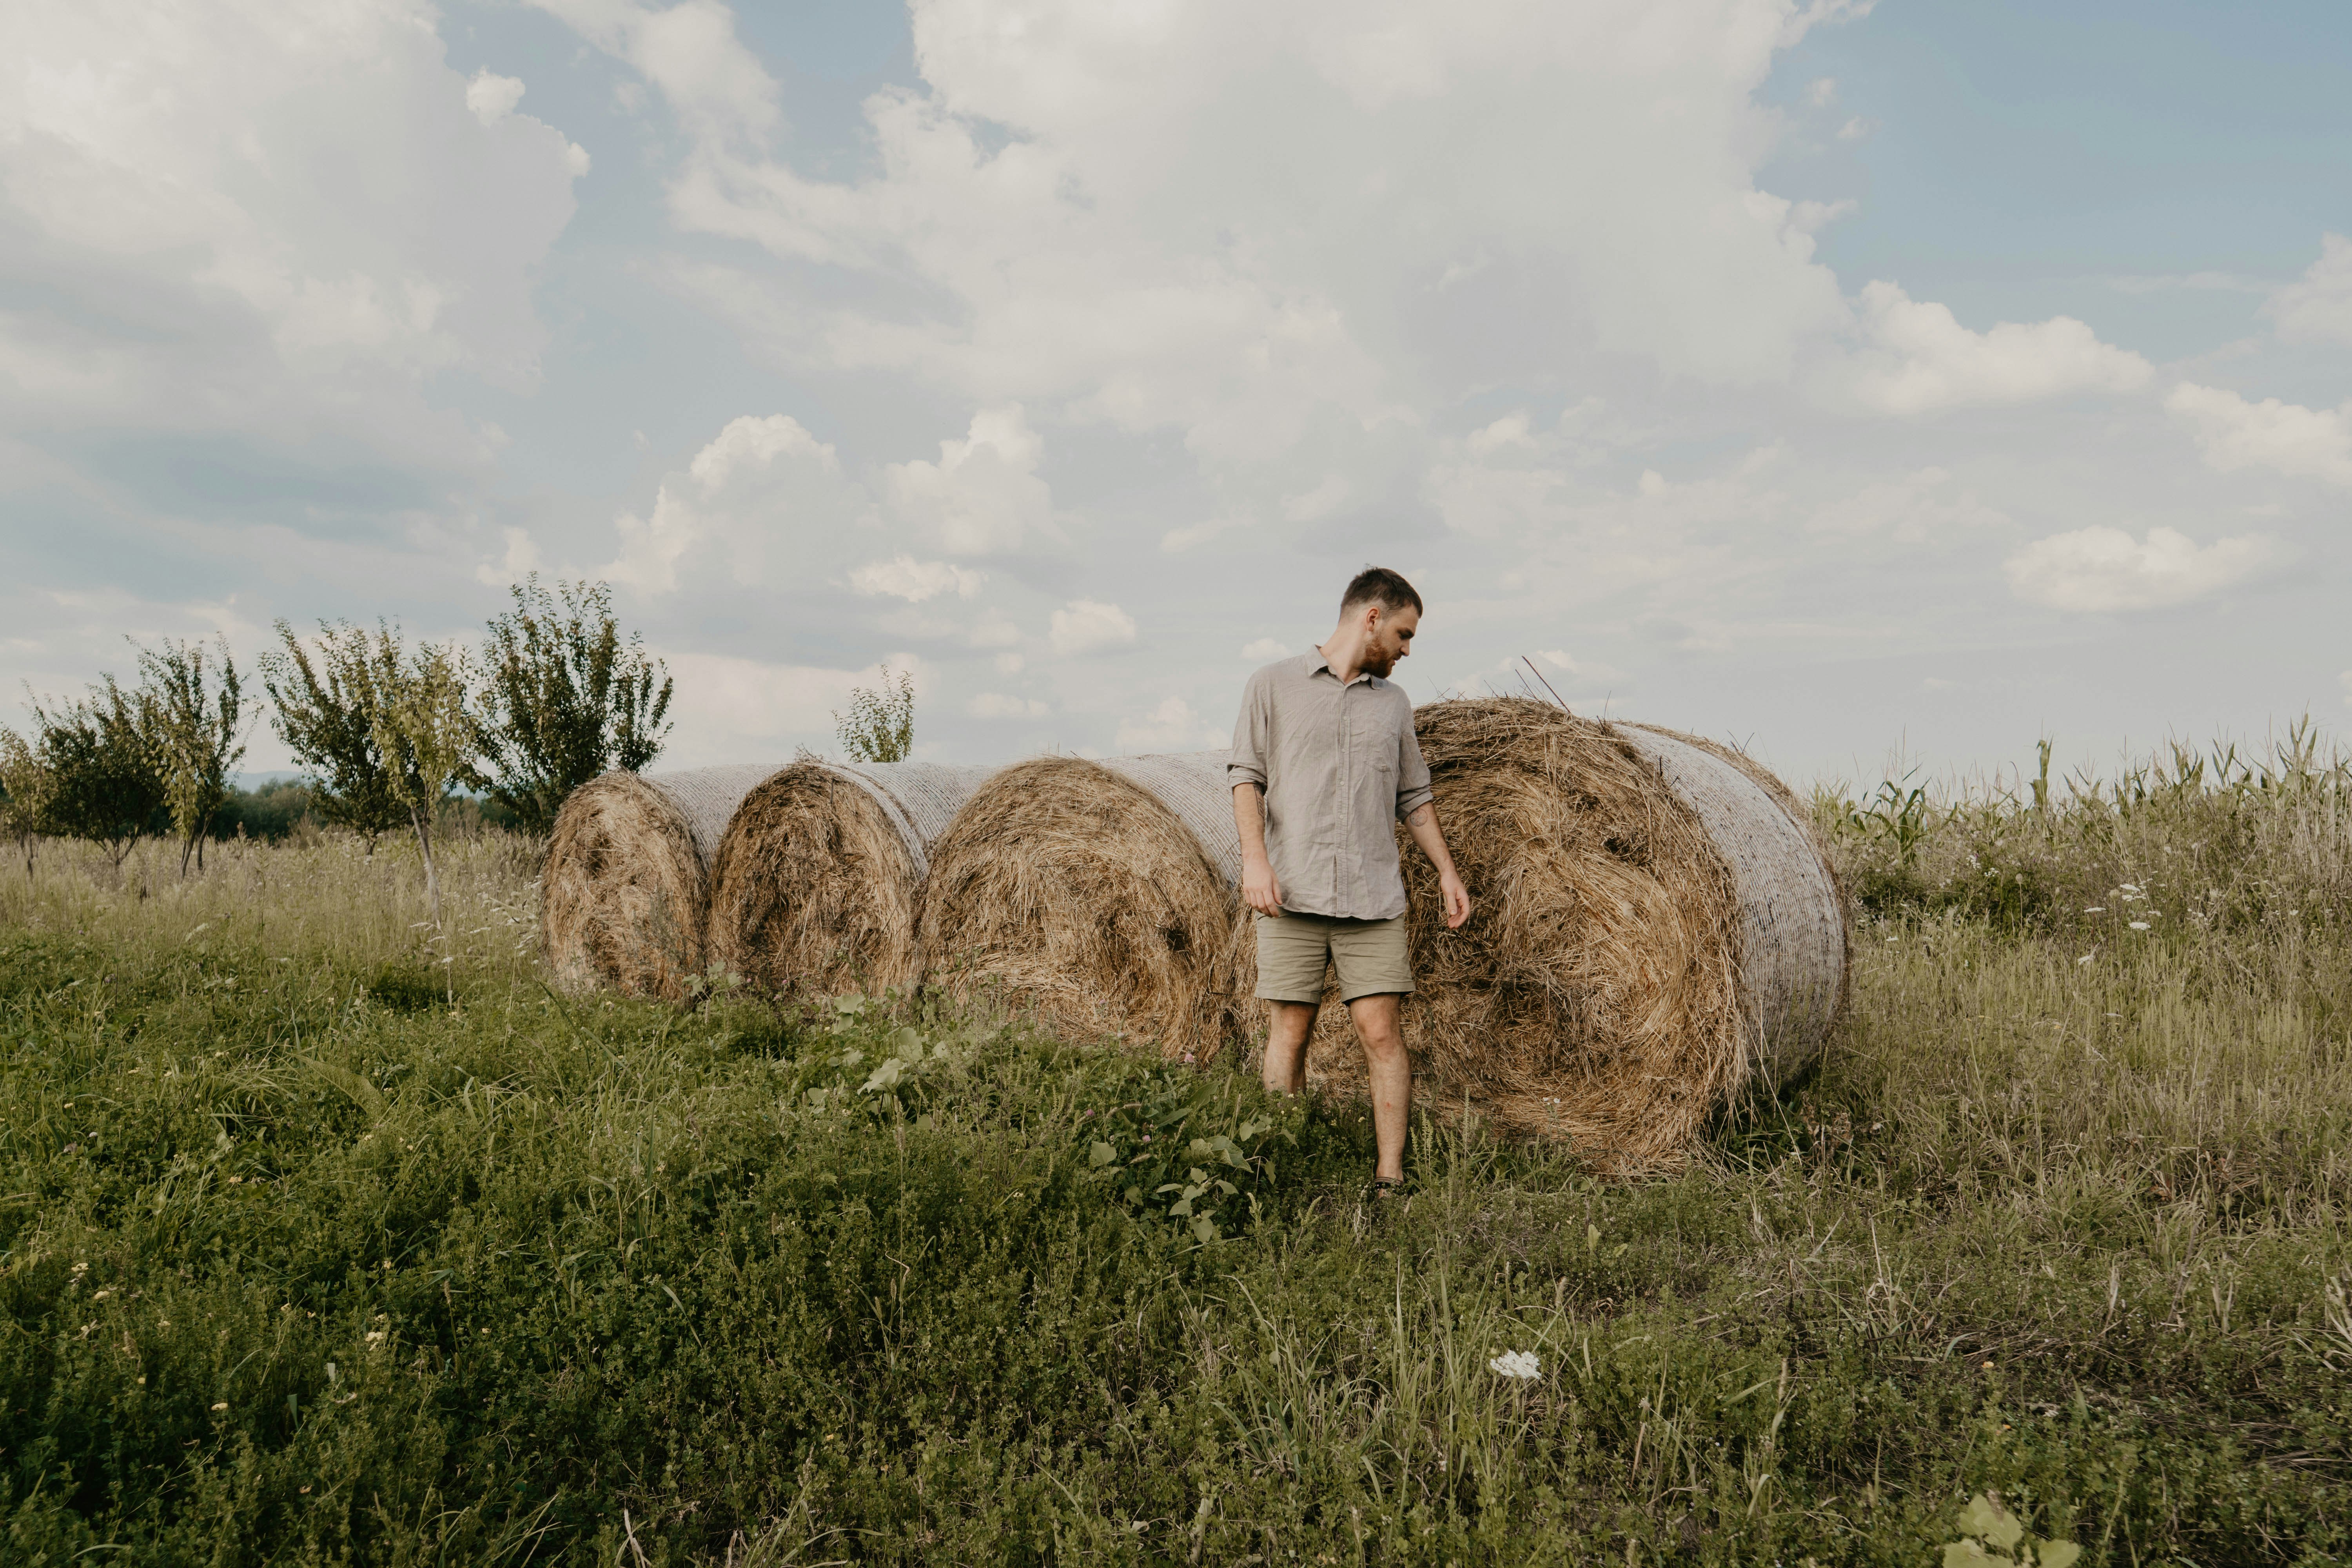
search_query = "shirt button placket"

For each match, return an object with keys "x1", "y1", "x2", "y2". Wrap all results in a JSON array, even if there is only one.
[
  {"x1": 1334, "y1": 680, "x2": 1346, "y2": 906},
  {"x1": 1341, "y1": 682, "x2": 1356, "y2": 909}
]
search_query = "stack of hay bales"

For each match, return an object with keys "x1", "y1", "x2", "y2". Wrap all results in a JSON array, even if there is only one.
[
  {"x1": 707, "y1": 760, "x2": 998, "y2": 997},
  {"x1": 1234, "y1": 698, "x2": 1846, "y2": 1173},
  {"x1": 915, "y1": 752, "x2": 1243, "y2": 1059},
  {"x1": 540, "y1": 697, "x2": 1844, "y2": 1174},
  {"x1": 541, "y1": 764, "x2": 783, "y2": 999}
]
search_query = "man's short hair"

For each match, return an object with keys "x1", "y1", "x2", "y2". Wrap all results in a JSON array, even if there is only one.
[{"x1": 1340, "y1": 566, "x2": 1423, "y2": 620}]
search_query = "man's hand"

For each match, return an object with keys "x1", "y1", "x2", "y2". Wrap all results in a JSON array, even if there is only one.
[
  {"x1": 1243, "y1": 855, "x2": 1286, "y2": 918},
  {"x1": 1233, "y1": 781, "x2": 1285, "y2": 917},
  {"x1": 1406, "y1": 800, "x2": 1472, "y2": 931},
  {"x1": 1438, "y1": 868, "x2": 1471, "y2": 930}
]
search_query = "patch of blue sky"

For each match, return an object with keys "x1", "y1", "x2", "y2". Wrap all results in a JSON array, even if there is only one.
[{"x1": 1766, "y1": 0, "x2": 2352, "y2": 366}]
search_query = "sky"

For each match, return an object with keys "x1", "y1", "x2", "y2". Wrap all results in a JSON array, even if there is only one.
[{"x1": 4, "y1": 0, "x2": 2348, "y2": 790}]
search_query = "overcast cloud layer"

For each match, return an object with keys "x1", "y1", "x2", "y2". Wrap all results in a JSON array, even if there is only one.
[{"x1": 4, "y1": 0, "x2": 2348, "y2": 786}]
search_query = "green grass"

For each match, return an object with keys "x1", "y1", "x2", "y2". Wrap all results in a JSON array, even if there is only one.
[{"x1": 3, "y1": 757, "x2": 2350, "y2": 1565}]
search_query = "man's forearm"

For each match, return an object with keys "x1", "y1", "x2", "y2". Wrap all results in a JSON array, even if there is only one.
[
  {"x1": 1235, "y1": 782, "x2": 1285, "y2": 915},
  {"x1": 1234, "y1": 782, "x2": 1270, "y2": 866},
  {"x1": 1405, "y1": 801, "x2": 1457, "y2": 877}
]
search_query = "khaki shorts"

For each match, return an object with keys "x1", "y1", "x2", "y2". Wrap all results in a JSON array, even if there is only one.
[{"x1": 1253, "y1": 910, "x2": 1414, "y2": 1004}]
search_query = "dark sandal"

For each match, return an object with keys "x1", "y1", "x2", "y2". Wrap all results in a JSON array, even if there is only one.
[{"x1": 1370, "y1": 1178, "x2": 1407, "y2": 1200}]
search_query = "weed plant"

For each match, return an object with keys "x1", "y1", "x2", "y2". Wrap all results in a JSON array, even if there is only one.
[{"x1": 3, "y1": 741, "x2": 2349, "y2": 1565}]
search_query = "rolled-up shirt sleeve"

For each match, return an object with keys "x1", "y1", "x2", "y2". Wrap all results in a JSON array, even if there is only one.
[
  {"x1": 1394, "y1": 714, "x2": 1433, "y2": 821},
  {"x1": 1228, "y1": 671, "x2": 1269, "y2": 790}
]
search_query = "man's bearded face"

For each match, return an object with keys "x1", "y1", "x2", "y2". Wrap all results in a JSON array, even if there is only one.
[{"x1": 1361, "y1": 605, "x2": 1419, "y2": 677}]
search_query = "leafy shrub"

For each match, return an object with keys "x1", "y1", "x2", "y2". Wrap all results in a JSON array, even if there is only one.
[{"x1": 471, "y1": 577, "x2": 671, "y2": 833}]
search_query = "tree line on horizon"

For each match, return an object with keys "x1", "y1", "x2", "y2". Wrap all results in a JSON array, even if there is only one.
[{"x1": 0, "y1": 578, "x2": 671, "y2": 924}]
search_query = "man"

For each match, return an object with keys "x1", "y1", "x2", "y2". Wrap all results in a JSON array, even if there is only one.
[{"x1": 1228, "y1": 566, "x2": 1472, "y2": 1193}]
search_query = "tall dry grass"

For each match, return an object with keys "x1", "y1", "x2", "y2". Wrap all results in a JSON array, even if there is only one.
[{"x1": 0, "y1": 819, "x2": 543, "y2": 989}]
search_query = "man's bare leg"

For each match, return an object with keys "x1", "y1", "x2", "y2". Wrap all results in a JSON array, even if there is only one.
[
  {"x1": 1261, "y1": 1000, "x2": 1316, "y2": 1096},
  {"x1": 1348, "y1": 992, "x2": 1409, "y2": 1183}
]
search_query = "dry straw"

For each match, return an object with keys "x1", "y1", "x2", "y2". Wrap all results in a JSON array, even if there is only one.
[
  {"x1": 1231, "y1": 698, "x2": 1846, "y2": 1175},
  {"x1": 708, "y1": 760, "x2": 997, "y2": 997},
  {"x1": 916, "y1": 752, "x2": 1242, "y2": 1058},
  {"x1": 541, "y1": 764, "x2": 779, "y2": 1000}
]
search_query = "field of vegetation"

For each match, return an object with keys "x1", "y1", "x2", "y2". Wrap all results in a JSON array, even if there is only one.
[{"x1": 3, "y1": 735, "x2": 2349, "y2": 1565}]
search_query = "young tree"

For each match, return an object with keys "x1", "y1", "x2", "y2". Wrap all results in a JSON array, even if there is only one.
[
  {"x1": 834, "y1": 665, "x2": 915, "y2": 763},
  {"x1": 134, "y1": 635, "x2": 248, "y2": 875},
  {"x1": 260, "y1": 620, "x2": 408, "y2": 849},
  {"x1": 472, "y1": 576, "x2": 673, "y2": 833},
  {"x1": 20, "y1": 678, "x2": 165, "y2": 870},
  {"x1": 370, "y1": 635, "x2": 474, "y2": 931},
  {"x1": 0, "y1": 726, "x2": 51, "y2": 878}
]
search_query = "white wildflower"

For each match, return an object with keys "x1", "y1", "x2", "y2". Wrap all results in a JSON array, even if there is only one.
[
  {"x1": 1489, "y1": 1350, "x2": 1542, "y2": 1380},
  {"x1": 2128, "y1": 921, "x2": 2151, "y2": 931}
]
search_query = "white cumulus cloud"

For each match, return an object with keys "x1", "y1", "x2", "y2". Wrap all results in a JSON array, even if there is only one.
[
  {"x1": 564, "y1": 0, "x2": 1866, "y2": 472},
  {"x1": 525, "y1": 0, "x2": 779, "y2": 145},
  {"x1": 606, "y1": 414, "x2": 867, "y2": 592},
  {"x1": 1049, "y1": 599, "x2": 1137, "y2": 657},
  {"x1": 2004, "y1": 526, "x2": 2276, "y2": 613},
  {"x1": 1854, "y1": 282, "x2": 2153, "y2": 414},
  {"x1": 474, "y1": 526, "x2": 543, "y2": 587},
  {"x1": 1115, "y1": 695, "x2": 1221, "y2": 752},
  {"x1": 2165, "y1": 382, "x2": 2352, "y2": 490},
  {"x1": 2266, "y1": 233, "x2": 2352, "y2": 346},
  {"x1": 466, "y1": 70, "x2": 528, "y2": 125},
  {"x1": 0, "y1": 0, "x2": 589, "y2": 450},
  {"x1": 884, "y1": 405, "x2": 1056, "y2": 555},
  {"x1": 1241, "y1": 637, "x2": 1292, "y2": 661},
  {"x1": 849, "y1": 554, "x2": 985, "y2": 602}
]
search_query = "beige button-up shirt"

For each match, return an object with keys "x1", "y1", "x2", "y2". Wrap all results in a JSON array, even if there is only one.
[{"x1": 1228, "y1": 651, "x2": 1434, "y2": 921}]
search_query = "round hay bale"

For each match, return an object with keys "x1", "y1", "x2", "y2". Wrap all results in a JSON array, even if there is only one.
[
  {"x1": 541, "y1": 764, "x2": 781, "y2": 999},
  {"x1": 708, "y1": 760, "x2": 999, "y2": 997},
  {"x1": 1233, "y1": 698, "x2": 1846, "y2": 1174},
  {"x1": 916, "y1": 751, "x2": 1242, "y2": 1058}
]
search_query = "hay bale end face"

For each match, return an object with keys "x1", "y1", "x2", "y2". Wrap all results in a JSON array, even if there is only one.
[
  {"x1": 708, "y1": 760, "x2": 997, "y2": 997},
  {"x1": 918, "y1": 752, "x2": 1241, "y2": 1059},
  {"x1": 1235, "y1": 699, "x2": 1846, "y2": 1175},
  {"x1": 541, "y1": 764, "x2": 780, "y2": 1000},
  {"x1": 1621, "y1": 724, "x2": 1849, "y2": 1080}
]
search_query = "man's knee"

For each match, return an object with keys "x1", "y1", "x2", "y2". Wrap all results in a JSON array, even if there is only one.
[
  {"x1": 1350, "y1": 995, "x2": 1407, "y2": 1060},
  {"x1": 1266, "y1": 1000, "x2": 1318, "y2": 1043}
]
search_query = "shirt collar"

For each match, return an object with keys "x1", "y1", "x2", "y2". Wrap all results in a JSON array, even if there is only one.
[{"x1": 1308, "y1": 647, "x2": 1378, "y2": 688}]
